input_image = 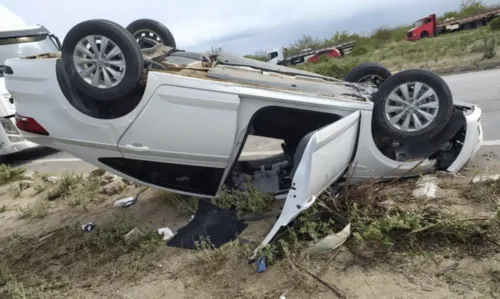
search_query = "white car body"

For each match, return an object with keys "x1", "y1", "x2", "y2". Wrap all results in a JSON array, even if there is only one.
[
  {"x1": 4, "y1": 49, "x2": 483, "y2": 253},
  {"x1": 0, "y1": 5, "x2": 60, "y2": 156}
]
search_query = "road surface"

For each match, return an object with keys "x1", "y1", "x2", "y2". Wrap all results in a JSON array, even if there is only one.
[{"x1": 3, "y1": 69, "x2": 500, "y2": 174}]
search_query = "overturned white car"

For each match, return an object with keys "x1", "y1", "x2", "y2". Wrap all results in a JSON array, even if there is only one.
[{"x1": 3, "y1": 19, "x2": 483, "y2": 254}]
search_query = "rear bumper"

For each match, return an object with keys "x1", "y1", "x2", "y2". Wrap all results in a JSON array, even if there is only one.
[
  {"x1": 0, "y1": 111, "x2": 39, "y2": 156},
  {"x1": 0, "y1": 134, "x2": 39, "y2": 155},
  {"x1": 446, "y1": 105, "x2": 483, "y2": 173}
]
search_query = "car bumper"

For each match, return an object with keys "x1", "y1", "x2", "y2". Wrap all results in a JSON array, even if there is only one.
[
  {"x1": 0, "y1": 127, "x2": 39, "y2": 155},
  {"x1": 446, "y1": 105, "x2": 483, "y2": 173}
]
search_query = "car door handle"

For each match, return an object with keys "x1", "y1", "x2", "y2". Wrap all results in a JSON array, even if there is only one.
[{"x1": 123, "y1": 144, "x2": 150, "y2": 152}]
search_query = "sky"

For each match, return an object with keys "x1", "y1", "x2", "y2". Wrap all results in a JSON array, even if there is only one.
[{"x1": 1, "y1": 0, "x2": 499, "y2": 55}]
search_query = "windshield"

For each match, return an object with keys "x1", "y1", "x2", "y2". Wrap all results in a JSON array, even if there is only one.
[
  {"x1": 0, "y1": 34, "x2": 59, "y2": 77},
  {"x1": 414, "y1": 19, "x2": 425, "y2": 28}
]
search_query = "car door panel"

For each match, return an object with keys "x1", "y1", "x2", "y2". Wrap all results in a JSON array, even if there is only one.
[
  {"x1": 118, "y1": 85, "x2": 240, "y2": 168},
  {"x1": 116, "y1": 85, "x2": 240, "y2": 197},
  {"x1": 254, "y1": 110, "x2": 360, "y2": 255}
]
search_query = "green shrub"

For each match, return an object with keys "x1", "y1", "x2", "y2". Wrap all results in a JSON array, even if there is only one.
[
  {"x1": 482, "y1": 37, "x2": 496, "y2": 59},
  {"x1": 490, "y1": 17, "x2": 500, "y2": 31}
]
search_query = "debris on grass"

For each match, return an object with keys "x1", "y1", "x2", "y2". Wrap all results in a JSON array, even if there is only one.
[
  {"x1": 167, "y1": 199, "x2": 248, "y2": 249},
  {"x1": 113, "y1": 195, "x2": 138, "y2": 208},
  {"x1": 412, "y1": 174, "x2": 440, "y2": 199},
  {"x1": 256, "y1": 256, "x2": 267, "y2": 273},
  {"x1": 304, "y1": 223, "x2": 351, "y2": 255},
  {"x1": 0, "y1": 164, "x2": 499, "y2": 298},
  {"x1": 158, "y1": 227, "x2": 174, "y2": 241},
  {"x1": 81, "y1": 222, "x2": 95, "y2": 232}
]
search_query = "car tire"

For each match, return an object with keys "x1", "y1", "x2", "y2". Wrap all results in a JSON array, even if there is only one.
[
  {"x1": 61, "y1": 19, "x2": 144, "y2": 101},
  {"x1": 371, "y1": 69, "x2": 454, "y2": 141},
  {"x1": 344, "y1": 62, "x2": 392, "y2": 87},
  {"x1": 126, "y1": 19, "x2": 176, "y2": 49}
]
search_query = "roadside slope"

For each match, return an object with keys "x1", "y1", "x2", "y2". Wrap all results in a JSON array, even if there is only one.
[{"x1": 299, "y1": 27, "x2": 500, "y2": 78}]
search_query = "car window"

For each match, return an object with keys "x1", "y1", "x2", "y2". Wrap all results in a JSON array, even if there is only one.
[
  {"x1": 267, "y1": 51, "x2": 278, "y2": 61},
  {"x1": 0, "y1": 34, "x2": 59, "y2": 65}
]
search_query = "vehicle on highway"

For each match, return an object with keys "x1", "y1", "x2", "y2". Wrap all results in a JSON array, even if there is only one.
[
  {"x1": 3, "y1": 18, "x2": 483, "y2": 255},
  {"x1": 0, "y1": 5, "x2": 61, "y2": 158},
  {"x1": 407, "y1": 7, "x2": 500, "y2": 41},
  {"x1": 265, "y1": 41, "x2": 355, "y2": 66}
]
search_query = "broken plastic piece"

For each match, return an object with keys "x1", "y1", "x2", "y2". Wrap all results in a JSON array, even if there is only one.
[
  {"x1": 167, "y1": 199, "x2": 248, "y2": 249},
  {"x1": 256, "y1": 256, "x2": 266, "y2": 273},
  {"x1": 158, "y1": 227, "x2": 174, "y2": 241},
  {"x1": 113, "y1": 195, "x2": 137, "y2": 208},
  {"x1": 304, "y1": 223, "x2": 351, "y2": 255},
  {"x1": 124, "y1": 227, "x2": 145, "y2": 244},
  {"x1": 81, "y1": 222, "x2": 95, "y2": 232}
]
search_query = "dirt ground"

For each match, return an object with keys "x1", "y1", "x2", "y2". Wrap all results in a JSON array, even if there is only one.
[{"x1": 0, "y1": 153, "x2": 499, "y2": 299}]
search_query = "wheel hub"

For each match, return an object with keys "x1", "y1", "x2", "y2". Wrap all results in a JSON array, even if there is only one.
[
  {"x1": 133, "y1": 30, "x2": 162, "y2": 49},
  {"x1": 72, "y1": 35, "x2": 127, "y2": 89},
  {"x1": 384, "y1": 82, "x2": 439, "y2": 133},
  {"x1": 357, "y1": 75, "x2": 383, "y2": 87}
]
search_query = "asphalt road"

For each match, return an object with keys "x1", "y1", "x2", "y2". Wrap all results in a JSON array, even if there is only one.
[{"x1": 3, "y1": 69, "x2": 500, "y2": 174}]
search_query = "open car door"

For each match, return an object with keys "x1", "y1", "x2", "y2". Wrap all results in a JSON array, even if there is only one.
[{"x1": 254, "y1": 110, "x2": 361, "y2": 256}]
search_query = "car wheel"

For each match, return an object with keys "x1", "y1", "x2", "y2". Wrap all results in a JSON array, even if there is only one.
[
  {"x1": 61, "y1": 19, "x2": 144, "y2": 101},
  {"x1": 372, "y1": 69, "x2": 454, "y2": 141},
  {"x1": 126, "y1": 19, "x2": 176, "y2": 49},
  {"x1": 344, "y1": 62, "x2": 392, "y2": 87}
]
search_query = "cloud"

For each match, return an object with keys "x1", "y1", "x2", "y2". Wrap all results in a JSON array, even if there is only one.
[{"x1": 2, "y1": 0, "x2": 499, "y2": 55}]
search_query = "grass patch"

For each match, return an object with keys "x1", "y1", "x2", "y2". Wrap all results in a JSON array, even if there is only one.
[
  {"x1": 0, "y1": 165, "x2": 26, "y2": 185},
  {"x1": 168, "y1": 193, "x2": 200, "y2": 216},
  {"x1": 254, "y1": 177, "x2": 499, "y2": 264},
  {"x1": 45, "y1": 173, "x2": 104, "y2": 206},
  {"x1": 211, "y1": 185, "x2": 274, "y2": 218},
  {"x1": 461, "y1": 179, "x2": 500, "y2": 202},
  {"x1": 0, "y1": 213, "x2": 164, "y2": 296},
  {"x1": 17, "y1": 200, "x2": 51, "y2": 219},
  {"x1": 168, "y1": 185, "x2": 275, "y2": 218},
  {"x1": 46, "y1": 173, "x2": 83, "y2": 200}
]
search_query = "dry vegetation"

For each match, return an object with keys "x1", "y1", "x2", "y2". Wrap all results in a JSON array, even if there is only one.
[{"x1": 0, "y1": 159, "x2": 498, "y2": 299}]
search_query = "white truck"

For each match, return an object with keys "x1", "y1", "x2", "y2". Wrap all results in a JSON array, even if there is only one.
[
  {"x1": 0, "y1": 5, "x2": 61, "y2": 158},
  {"x1": 266, "y1": 41, "x2": 355, "y2": 66}
]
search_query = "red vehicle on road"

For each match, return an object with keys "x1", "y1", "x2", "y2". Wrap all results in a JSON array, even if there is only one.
[{"x1": 407, "y1": 8, "x2": 500, "y2": 41}]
